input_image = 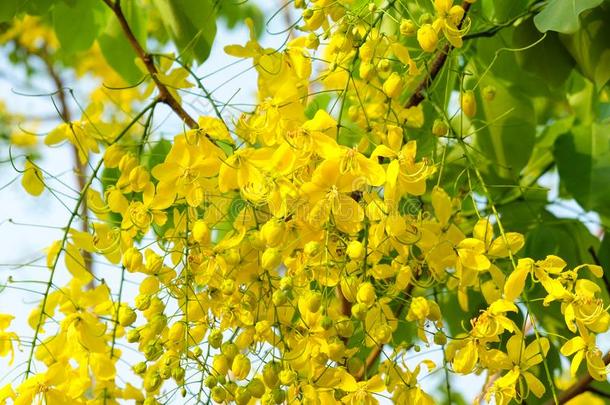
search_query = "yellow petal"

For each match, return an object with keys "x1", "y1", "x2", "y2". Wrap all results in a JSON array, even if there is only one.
[{"x1": 22, "y1": 160, "x2": 44, "y2": 196}]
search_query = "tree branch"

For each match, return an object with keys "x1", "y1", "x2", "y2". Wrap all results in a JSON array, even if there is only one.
[
  {"x1": 38, "y1": 49, "x2": 94, "y2": 284},
  {"x1": 544, "y1": 351, "x2": 610, "y2": 405},
  {"x1": 352, "y1": 1, "x2": 473, "y2": 382},
  {"x1": 102, "y1": 0, "x2": 198, "y2": 129},
  {"x1": 405, "y1": 1, "x2": 472, "y2": 109}
]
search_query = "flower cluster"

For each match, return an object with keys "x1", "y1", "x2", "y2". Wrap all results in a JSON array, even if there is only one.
[{"x1": 0, "y1": 1, "x2": 608, "y2": 405}]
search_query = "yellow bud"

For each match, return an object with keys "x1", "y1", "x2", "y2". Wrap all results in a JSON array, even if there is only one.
[
  {"x1": 303, "y1": 241, "x2": 321, "y2": 257},
  {"x1": 261, "y1": 219, "x2": 286, "y2": 247},
  {"x1": 262, "y1": 248, "x2": 282, "y2": 270},
  {"x1": 448, "y1": 5, "x2": 465, "y2": 26},
  {"x1": 435, "y1": 0, "x2": 452, "y2": 14},
  {"x1": 356, "y1": 282, "x2": 376, "y2": 306},
  {"x1": 118, "y1": 305, "x2": 137, "y2": 326},
  {"x1": 306, "y1": 292, "x2": 322, "y2": 313},
  {"x1": 213, "y1": 354, "x2": 230, "y2": 375},
  {"x1": 208, "y1": 329, "x2": 222, "y2": 348},
  {"x1": 128, "y1": 166, "x2": 150, "y2": 192},
  {"x1": 399, "y1": 19, "x2": 417, "y2": 36},
  {"x1": 211, "y1": 386, "x2": 227, "y2": 403},
  {"x1": 383, "y1": 72, "x2": 404, "y2": 99},
  {"x1": 221, "y1": 342, "x2": 239, "y2": 360},
  {"x1": 140, "y1": 276, "x2": 159, "y2": 294},
  {"x1": 232, "y1": 354, "x2": 251, "y2": 380},
  {"x1": 461, "y1": 90, "x2": 477, "y2": 117},
  {"x1": 351, "y1": 302, "x2": 368, "y2": 320},
  {"x1": 123, "y1": 247, "x2": 144, "y2": 273},
  {"x1": 168, "y1": 322, "x2": 185, "y2": 342},
  {"x1": 279, "y1": 369, "x2": 296, "y2": 385},
  {"x1": 432, "y1": 119, "x2": 449, "y2": 136},
  {"x1": 221, "y1": 278, "x2": 236, "y2": 295},
  {"x1": 359, "y1": 62, "x2": 374, "y2": 80},
  {"x1": 235, "y1": 387, "x2": 251, "y2": 405},
  {"x1": 387, "y1": 125, "x2": 403, "y2": 150},
  {"x1": 263, "y1": 362, "x2": 280, "y2": 388},
  {"x1": 346, "y1": 240, "x2": 365, "y2": 260},
  {"x1": 417, "y1": 24, "x2": 438, "y2": 53},
  {"x1": 247, "y1": 378, "x2": 266, "y2": 398},
  {"x1": 483, "y1": 85, "x2": 496, "y2": 101},
  {"x1": 192, "y1": 220, "x2": 210, "y2": 245}
]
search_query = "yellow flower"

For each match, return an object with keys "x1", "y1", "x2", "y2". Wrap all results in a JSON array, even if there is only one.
[{"x1": 561, "y1": 329, "x2": 608, "y2": 381}]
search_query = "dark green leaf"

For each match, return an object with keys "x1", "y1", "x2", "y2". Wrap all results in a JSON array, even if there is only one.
[
  {"x1": 560, "y1": 7, "x2": 610, "y2": 88},
  {"x1": 513, "y1": 19, "x2": 575, "y2": 88},
  {"x1": 0, "y1": 0, "x2": 19, "y2": 22},
  {"x1": 473, "y1": 74, "x2": 537, "y2": 181},
  {"x1": 98, "y1": 1, "x2": 146, "y2": 84},
  {"x1": 152, "y1": 0, "x2": 217, "y2": 64},
  {"x1": 481, "y1": 0, "x2": 529, "y2": 23},
  {"x1": 554, "y1": 123, "x2": 610, "y2": 217}
]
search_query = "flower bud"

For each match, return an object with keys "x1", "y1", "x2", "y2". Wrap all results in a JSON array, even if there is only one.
[
  {"x1": 261, "y1": 219, "x2": 286, "y2": 247},
  {"x1": 232, "y1": 354, "x2": 251, "y2": 380},
  {"x1": 346, "y1": 240, "x2": 365, "y2": 260},
  {"x1": 192, "y1": 220, "x2": 210, "y2": 245},
  {"x1": 351, "y1": 302, "x2": 368, "y2": 320},
  {"x1": 417, "y1": 24, "x2": 438, "y2": 52},
  {"x1": 461, "y1": 90, "x2": 477, "y2": 117},
  {"x1": 208, "y1": 329, "x2": 223, "y2": 348},
  {"x1": 262, "y1": 248, "x2": 282, "y2": 270},
  {"x1": 119, "y1": 305, "x2": 137, "y2": 326},
  {"x1": 383, "y1": 72, "x2": 404, "y2": 99},
  {"x1": 247, "y1": 378, "x2": 266, "y2": 398},
  {"x1": 432, "y1": 119, "x2": 449, "y2": 137},
  {"x1": 356, "y1": 282, "x2": 376, "y2": 306},
  {"x1": 483, "y1": 85, "x2": 496, "y2": 101},
  {"x1": 213, "y1": 354, "x2": 229, "y2": 375},
  {"x1": 399, "y1": 19, "x2": 416, "y2": 36},
  {"x1": 306, "y1": 292, "x2": 322, "y2": 313}
]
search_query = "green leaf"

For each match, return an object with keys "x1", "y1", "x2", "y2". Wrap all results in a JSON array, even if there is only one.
[
  {"x1": 305, "y1": 93, "x2": 331, "y2": 119},
  {"x1": 0, "y1": 0, "x2": 19, "y2": 22},
  {"x1": 533, "y1": 0, "x2": 603, "y2": 34},
  {"x1": 218, "y1": 2, "x2": 264, "y2": 38},
  {"x1": 554, "y1": 123, "x2": 610, "y2": 217},
  {"x1": 473, "y1": 74, "x2": 537, "y2": 181},
  {"x1": 513, "y1": 19, "x2": 575, "y2": 88},
  {"x1": 481, "y1": 0, "x2": 529, "y2": 23},
  {"x1": 52, "y1": 0, "x2": 108, "y2": 54},
  {"x1": 98, "y1": 1, "x2": 146, "y2": 84},
  {"x1": 152, "y1": 0, "x2": 217, "y2": 64},
  {"x1": 145, "y1": 139, "x2": 172, "y2": 172},
  {"x1": 560, "y1": 8, "x2": 610, "y2": 88},
  {"x1": 524, "y1": 210, "x2": 599, "y2": 267}
]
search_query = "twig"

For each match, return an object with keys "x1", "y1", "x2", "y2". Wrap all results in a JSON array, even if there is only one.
[
  {"x1": 102, "y1": 0, "x2": 198, "y2": 129},
  {"x1": 404, "y1": 1, "x2": 472, "y2": 109}
]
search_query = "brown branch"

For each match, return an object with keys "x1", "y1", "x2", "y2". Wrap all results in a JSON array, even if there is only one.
[
  {"x1": 38, "y1": 50, "x2": 94, "y2": 285},
  {"x1": 102, "y1": 0, "x2": 198, "y2": 129},
  {"x1": 352, "y1": 2, "x2": 473, "y2": 382},
  {"x1": 404, "y1": 1, "x2": 472, "y2": 109},
  {"x1": 354, "y1": 283, "x2": 415, "y2": 381},
  {"x1": 545, "y1": 351, "x2": 610, "y2": 405}
]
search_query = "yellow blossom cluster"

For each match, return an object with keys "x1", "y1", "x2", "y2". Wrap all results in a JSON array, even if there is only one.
[{"x1": 0, "y1": 1, "x2": 609, "y2": 405}]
